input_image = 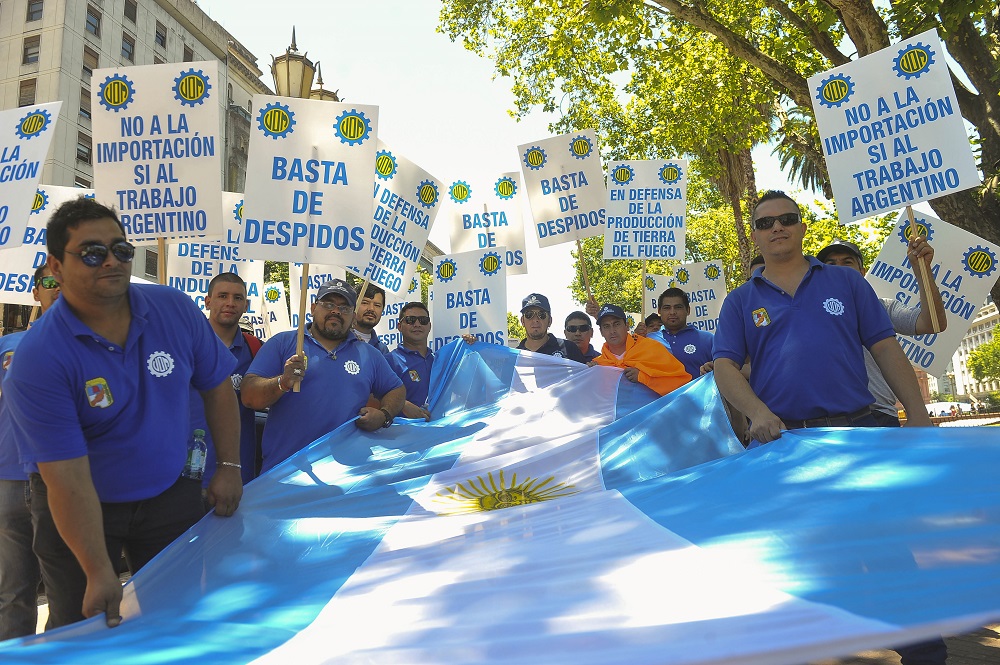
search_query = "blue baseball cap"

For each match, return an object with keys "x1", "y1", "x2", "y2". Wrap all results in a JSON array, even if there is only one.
[
  {"x1": 315, "y1": 279, "x2": 357, "y2": 308},
  {"x1": 521, "y1": 293, "x2": 551, "y2": 314},
  {"x1": 597, "y1": 304, "x2": 626, "y2": 323}
]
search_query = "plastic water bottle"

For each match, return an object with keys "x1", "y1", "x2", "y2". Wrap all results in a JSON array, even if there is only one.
[{"x1": 183, "y1": 429, "x2": 207, "y2": 480}]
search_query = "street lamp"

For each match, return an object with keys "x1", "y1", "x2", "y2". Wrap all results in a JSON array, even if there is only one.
[
  {"x1": 310, "y1": 63, "x2": 340, "y2": 102},
  {"x1": 270, "y1": 28, "x2": 315, "y2": 99}
]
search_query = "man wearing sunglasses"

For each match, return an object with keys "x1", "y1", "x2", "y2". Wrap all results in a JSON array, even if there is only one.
[
  {"x1": 386, "y1": 302, "x2": 435, "y2": 421},
  {"x1": 564, "y1": 311, "x2": 600, "y2": 361},
  {"x1": 516, "y1": 294, "x2": 586, "y2": 362},
  {"x1": 242, "y1": 279, "x2": 405, "y2": 473},
  {"x1": 712, "y1": 190, "x2": 932, "y2": 446},
  {"x1": 0, "y1": 265, "x2": 60, "y2": 640},
  {"x1": 5, "y1": 198, "x2": 243, "y2": 631}
]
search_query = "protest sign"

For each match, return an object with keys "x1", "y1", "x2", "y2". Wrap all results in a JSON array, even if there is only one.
[
  {"x1": 241, "y1": 97, "x2": 378, "y2": 266},
  {"x1": 808, "y1": 29, "x2": 980, "y2": 223},
  {"x1": 348, "y1": 141, "x2": 442, "y2": 296},
  {"x1": 431, "y1": 248, "x2": 507, "y2": 351},
  {"x1": 448, "y1": 172, "x2": 528, "y2": 276},
  {"x1": 91, "y1": 63, "x2": 223, "y2": 243},
  {"x1": 604, "y1": 160, "x2": 688, "y2": 260},
  {"x1": 0, "y1": 185, "x2": 89, "y2": 305},
  {"x1": 518, "y1": 129, "x2": 607, "y2": 248},
  {"x1": 260, "y1": 282, "x2": 291, "y2": 341},
  {"x1": 375, "y1": 277, "x2": 422, "y2": 350},
  {"x1": 0, "y1": 102, "x2": 61, "y2": 251},
  {"x1": 288, "y1": 263, "x2": 347, "y2": 328},
  {"x1": 865, "y1": 210, "x2": 1000, "y2": 376},
  {"x1": 645, "y1": 261, "x2": 727, "y2": 333}
]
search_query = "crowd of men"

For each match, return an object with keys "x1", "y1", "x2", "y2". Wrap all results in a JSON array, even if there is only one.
[{"x1": 0, "y1": 193, "x2": 949, "y2": 662}]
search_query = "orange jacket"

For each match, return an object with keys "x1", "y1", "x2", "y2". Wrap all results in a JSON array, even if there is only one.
[{"x1": 595, "y1": 334, "x2": 691, "y2": 396}]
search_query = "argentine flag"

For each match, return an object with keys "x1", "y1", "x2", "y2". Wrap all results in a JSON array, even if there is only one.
[{"x1": 2, "y1": 342, "x2": 998, "y2": 663}]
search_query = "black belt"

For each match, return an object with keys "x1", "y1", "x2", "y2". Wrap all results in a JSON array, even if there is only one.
[{"x1": 784, "y1": 406, "x2": 873, "y2": 430}]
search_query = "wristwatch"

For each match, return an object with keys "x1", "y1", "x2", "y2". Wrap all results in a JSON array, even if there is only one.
[{"x1": 379, "y1": 407, "x2": 393, "y2": 428}]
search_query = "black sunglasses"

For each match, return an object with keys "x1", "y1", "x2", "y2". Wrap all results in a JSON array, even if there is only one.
[
  {"x1": 753, "y1": 213, "x2": 800, "y2": 231},
  {"x1": 523, "y1": 310, "x2": 548, "y2": 320},
  {"x1": 565, "y1": 324, "x2": 591, "y2": 333},
  {"x1": 401, "y1": 315, "x2": 430, "y2": 325},
  {"x1": 36, "y1": 275, "x2": 59, "y2": 289},
  {"x1": 65, "y1": 241, "x2": 135, "y2": 267}
]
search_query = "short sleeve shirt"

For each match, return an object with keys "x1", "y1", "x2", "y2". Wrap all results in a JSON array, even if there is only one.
[
  {"x1": 865, "y1": 297, "x2": 922, "y2": 415},
  {"x1": 0, "y1": 331, "x2": 28, "y2": 480},
  {"x1": 516, "y1": 335, "x2": 587, "y2": 363},
  {"x1": 647, "y1": 326, "x2": 714, "y2": 378},
  {"x1": 387, "y1": 345, "x2": 435, "y2": 408}
]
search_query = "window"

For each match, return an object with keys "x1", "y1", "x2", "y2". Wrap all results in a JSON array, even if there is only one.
[
  {"x1": 18, "y1": 79, "x2": 37, "y2": 107},
  {"x1": 83, "y1": 46, "x2": 99, "y2": 77},
  {"x1": 74, "y1": 175, "x2": 92, "y2": 188},
  {"x1": 153, "y1": 55, "x2": 165, "y2": 65},
  {"x1": 26, "y1": 0, "x2": 44, "y2": 22},
  {"x1": 155, "y1": 21, "x2": 166, "y2": 48},
  {"x1": 124, "y1": 0, "x2": 136, "y2": 22},
  {"x1": 144, "y1": 249, "x2": 159, "y2": 278},
  {"x1": 23, "y1": 35, "x2": 41, "y2": 64},
  {"x1": 183, "y1": 44, "x2": 194, "y2": 62},
  {"x1": 76, "y1": 132, "x2": 92, "y2": 164},
  {"x1": 85, "y1": 6, "x2": 101, "y2": 36},
  {"x1": 121, "y1": 32, "x2": 135, "y2": 61},
  {"x1": 80, "y1": 87, "x2": 91, "y2": 120}
]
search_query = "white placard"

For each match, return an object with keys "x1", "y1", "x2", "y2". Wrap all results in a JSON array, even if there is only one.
[
  {"x1": 0, "y1": 102, "x2": 61, "y2": 250},
  {"x1": 518, "y1": 129, "x2": 607, "y2": 248},
  {"x1": 241, "y1": 97, "x2": 378, "y2": 265},
  {"x1": 645, "y1": 261, "x2": 727, "y2": 333},
  {"x1": 287, "y1": 263, "x2": 347, "y2": 328},
  {"x1": 375, "y1": 278, "x2": 422, "y2": 350},
  {"x1": 261, "y1": 281, "x2": 291, "y2": 341},
  {"x1": 0, "y1": 185, "x2": 89, "y2": 305},
  {"x1": 604, "y1": 160, "x2": 688, "y2": 260},
  {"x1": 448, "y1": 172, "x2": 528, "y2": 275},
  {"x1": 348, "y1": 141, "x2": 442, "y2": 296},
  {"x1": 431, "y1": 248, "x2": 507, "y2": 351},
  {"x1": 808, "y1": 29, "x2": 980, "y2": 223},
  {"x1": 865, "y1": 211, "x2": 1000, "y2": 376},
  {"x1": 92, "y1": 63, "x2": 223, "y2": 243}
]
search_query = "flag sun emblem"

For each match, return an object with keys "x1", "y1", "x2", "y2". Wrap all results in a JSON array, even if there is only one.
[{"x1": 433, "y1": 470, "x2": 578, "y2": 515}]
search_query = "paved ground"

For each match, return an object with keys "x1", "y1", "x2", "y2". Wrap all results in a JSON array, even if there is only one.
[{"x1": 810, "y1": 625, "x2": 1000, "y2": 664}]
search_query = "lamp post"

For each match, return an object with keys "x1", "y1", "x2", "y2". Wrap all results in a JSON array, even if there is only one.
[
  {"x1": 310, "y1": 63, "x2": 340, "y2": 102},
  {"x1": 270, "y1": 28, "x2": 316, "y2": 99}
]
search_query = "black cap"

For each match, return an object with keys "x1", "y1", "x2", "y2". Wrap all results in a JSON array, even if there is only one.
[
  {"x1": 817, "y1": 240, "x2": 863, "y2": 265},
  {"x1": 521, "y1": 293, "x2": 551, "y2": 314},
  {"x1": 315, "y1": 279, "x2": 357, "y2": 308},
  {"x1": 596, "y1": 304, "x2": 626, "y2": 323}
]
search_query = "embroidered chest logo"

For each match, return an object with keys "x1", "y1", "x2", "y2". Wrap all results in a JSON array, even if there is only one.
[
  {"x1": 344, "y1": 360, "x2": 361, "y2": 375},
  {"x1": 146, "y1": 351, "x2": 175, "y2": 377},
  {"x1": 752, "y1": 308, "x2": 770, "y2": 327},
  {"x1": 408, "y1": 369, "x2": 421, "y2": 383},
  {"x1": 823, "y1": 298, "x2": 845, "y2": 316},
  {"x1": 1, "y1": 351, "x2": 13, "y2": 371},
  {"x1": 683, "y1": 344, "x2": 697, "y2": 354},
  {"x1": 231, "y1": 373, "x2": 243, "y2": 390},
  {"x1": 85, "y1": 378, "x2": 113, "y2": 408}
]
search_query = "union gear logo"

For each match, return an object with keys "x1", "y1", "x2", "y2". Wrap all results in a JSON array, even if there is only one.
[
  {"x1": 344, "y1": 360, "x2": 361, "y2": 375},
  {"x1": 683, "y1": 344, "x2": 696, "y2": 354},
  {"x1": 146, "y1": 351, "x2": 174, "y2": 377},
  {"x1": 823, "y1": 298, "x2": 845, "y2": 316},
  {"x1": 85, "y1": 378, "x2": 113, "y2": 408},
  {"x1": 752, "y1": 308, "x2": 770, "y2": 327}
]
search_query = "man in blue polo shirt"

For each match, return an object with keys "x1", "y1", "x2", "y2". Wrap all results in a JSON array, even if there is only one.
[
  {"x1": 516, "y1": 294, "x2": 586, "y2": 362},
  {"x1": 5, "y1": 198, "x2": 243, "y2": 630},
  {"x1": 0, "y1": 264, "x2": 60, "y2": 640},
  {"x1": 242, "y1": 279, "x2": 405, "y2": 474},
  {"x1": 647, "y1": 287, "x2": 714, "y2": 378},
  {"x1": 387, "y1": 302, "x2": 435, "y2": 421},
  {"x1": 712, "y1": 190, "x2": 932, "y2": 444},
  {"x1": 564, "y1": 311, "x2": 600, "y2": 361}
]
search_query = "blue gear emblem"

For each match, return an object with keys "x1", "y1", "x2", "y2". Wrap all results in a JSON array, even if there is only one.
[
  {"x1": 98, "y1": 74, "x2": 136, "y2": 112},
  {"x1": 658, "y1": 163, "x2": 683, "y2": 185},
  {"x1": 675, "y1": 268, "x2": 690, "y2": 284},
  {"x1": 173, "y1": 69, "x2": 211, "y2": 107},
  {"x1": 258, "y1": 102, "x2": 295, "y2": 139},
  {"x1": 375, "y1": 150, "x2": 397, "y2": 180},
  {"x1": 523, "y1": 146, "x2": 547, "y2": 170},
  {"x1": 416, "y1": 180, "x2": 439, "y2": 209},
  {"x1": 15, "y1": 109, "x2": 52, "y2": 140},
  {"x1": 893, "y1": 43, "x2": 935, "y2": 80},
  {"x1": 568, "y1": 135, "x2": 593, "y2": 160},
  {"x1": 611, "y1": 164, "x2": 635, "y2": 186},
  {"x1": 449, "y1": 181, "x2": 472, "y2": 204},
  {"x1": 897, "y1": 218, "x2": 933, "y2": 245},
  {"x1": 815, "y1": 73, "x2": 854, "y2": 109},
  {"x1": 644, "y1": 276, "x2": 655, "y2": 291},
  {"x1": 704, "y1": 264, "x2": 722, "y2": 281},
  {"x1": 334, "y1": 109, "x2": 372, "y2": 146},
  {"x1": 436, "y1": 259, "x2": 458, "y2": 283},
  {"x1": 962, "y1": 246, "x2": 997, "y2": 279},
  {"x1": 233, "y1": 200, "x2": 244, "y2": 223},
  {"x1": 31, "y1": 189, "x2": 49, "y2": 214},
  {"x1": 479, "y1": 252, "x2": 502, "y2": 276},
  {"x1": 494, "y1": 176, "x2": 517, "y2": 200}
]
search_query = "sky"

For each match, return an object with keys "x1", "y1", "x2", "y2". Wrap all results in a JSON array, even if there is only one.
[{"x1": 203, "y1": 0, "x2": 799, "y2": 342}]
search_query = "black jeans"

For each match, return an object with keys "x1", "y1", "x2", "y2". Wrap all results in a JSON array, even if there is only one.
[{"x1": 30, "y1": 474, "x2": 204, "y2": 630}]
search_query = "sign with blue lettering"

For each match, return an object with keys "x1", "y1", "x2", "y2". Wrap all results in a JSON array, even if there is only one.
[
  {"x1": 865, "y1": 210, "x2": 1000, "y2": 376},
  {"x1": 349, "y1": 141, "x2": 442, "y2": 296},
  {"x1": 0, "y1": 185, "x2": 86, "y2": 305},
  {"x1": 604, "y1": 160, "x2": 688, "y2": 260},
  {"x1": 288, "y1": 262, "x2": 347, "y2": 328},
  {"x1": 241, "y1": 96, "x2": 378, "y2": 266},
  {"x1": 448, "y1": 172, "x2": 528, "y2": 276},
  {"x1": 431, "y1": 248, "x2": 507, "y2": 351},
  {"x1": 92, "y1": 62, "x2": 222, "y2": 243},
  {"x1": 518, "y1": 129, "x2": 607, "y2": 248},
  {"x1": 645, "y1": 261, "x2": 727, "y2": 333},
  {"x1": 166, "y1": 192, "x2": 265, "y2": 327},
  {"x1": 808, "y1": 29, "x2": 980, "y2": 223},
  {"x1": 375, "y1": 278, "x2": 422, "y2": 350},
  {"x1": 0, "y1": 102, "x2": 61, "y2": 251},
  {"x1": 261, "y1": 282, "x2": 290, "y2": 341}
]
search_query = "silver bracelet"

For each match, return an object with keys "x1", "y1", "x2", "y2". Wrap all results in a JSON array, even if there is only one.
[
  {"x1": 277, "y1": 375, "x2": 290, "y2": 393},
  {"x1": 217, "y1": 461, "x2": 242, "y2": 469}
]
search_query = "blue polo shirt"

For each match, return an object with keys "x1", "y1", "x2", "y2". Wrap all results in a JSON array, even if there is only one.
[
  {"x1": 5, "y1": 284, "x2": 236, "y2": 502},
  {"x1": 0, "y1": 331, "x2": 28, "y2": 481},
  {"x1": 581, "y1": 344, "x2": 600, "y2": 361},
  {"x1": 713, "y1": 257, "x2": 894, "y2": 422},
  {"x1": 248, "y1": 329, "x2": 402, "y2": 473},
  {"x1": 647, "y1": 326, "x2": 714, "y2": 378},
  {"x1": 387, "y1": 345, "x2": 435, "y2": 408},
  {"x1": 191, "y1": 330, "x2": 259, "y2": 486}
]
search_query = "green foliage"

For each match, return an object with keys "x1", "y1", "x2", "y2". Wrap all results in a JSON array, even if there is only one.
[
  {"x1": 968, "y1": 336, "x2": 1000, "y2": 383},
  {"x1": 264, "y1": 260, "x2": 288, "y2": 289},
  {"x1": 507, "y1": 311, "x2": 526, "y2": 340}
]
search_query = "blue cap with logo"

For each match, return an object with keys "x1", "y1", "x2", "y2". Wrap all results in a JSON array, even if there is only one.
[
  {"x1": 315, "y1": 279, "x2": 357, "y2": 308},
  {"x1": 521, "y1": 293, "x2": 551, "y2": 314},
  {"x1": 597, "y1": 304, "x2": 626, "y2": 323}
]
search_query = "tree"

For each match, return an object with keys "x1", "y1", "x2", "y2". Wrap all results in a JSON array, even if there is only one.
[
  {"x1": 968, "y1": 337, "x2": 1000, "y2": 383},
  {"x1": 439, "y1": 0, "x2": 1000, "y2": 304},
  {"x1": 507, "y1": 311, "x2": 526, "y2": 340}
]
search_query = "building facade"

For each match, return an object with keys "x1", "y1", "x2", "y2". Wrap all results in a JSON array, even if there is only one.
[{"x1": 927, "y1": 297, "x2": 999, "y2": 402}]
